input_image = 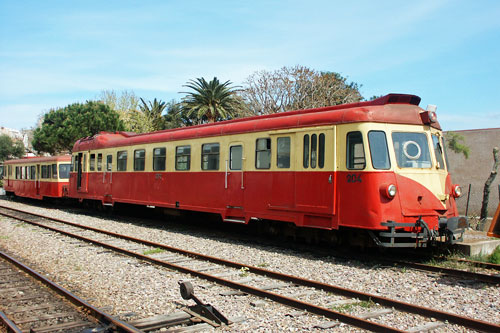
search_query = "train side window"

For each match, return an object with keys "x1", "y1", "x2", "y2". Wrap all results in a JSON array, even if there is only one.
[
  {"x1": 117, "y1": 151, "x2": 127, "y2": 171},
  {"x1": 83, "y1": 154, "x2": 87, "y2": 172},
  {"x1": 176, "y1": 145, "x2": 191, "y2": 171},
  {"x1": 134, "y1": 149, "x2": 146, "y2": 171},
  {"x1": 59, "y1": 164, "x2": 71, "y2": 179},
  {"x1": 106, "y1": 155, "x2": 112, "y2": 171},
  {"x1": 255, "y1": 138, "x2": 271, "y2": 169},
  {"x1": 71, "y1": 155, "x2": 75, "y2": 172},
  {"x1": 52, "y1": 164, "x2": 58, "y2": 178},
  {"x1": 8, "y1": 165, "x2": 12, "y2": 177},
  {"x1": 41, "y1": 165, "x2": 48, "y2": 179},
  {"x1": 303, "y1": 135, "x2": 309, "y2": 168},
  {"x1": 311, "y1": 134, "x2": 317, "y2": 168},
  {"x1": 97, "y1": 154, "x2": 102, "y2": 171},
  {"x1": 90, "y1": 154, "x2": 95, "y2": 171},
  {"x1": 319, "y1": 133, "x2": 325, "y2": 168},
  {"x1": 153, "y1": 147, "x2": 166, "y2": 171},
  {"x1": 432, "y1": 134, "x2": 446, "y2": 170},
  {"x1": 368, "y1": 131, "x2": 390, "y2": 170},
  {"x1": 277, "y1": 137, "x2": 290, "y2": 168},
  {"x1": 24, "y1": 166, "x2": 28, "y2": 179},
  {"x1": 30, "y1": 166, "x2": 36, "y2": 180},
  {"x1": 201, "y1": 143, "x2": 220, "y2": 170},
  {"x1": 346, "y1": 131, "x2": 366, "y2": 170},
  {"x1": 15, "y1": 166, "x2": 18, "y2": 179},
  {"x1": 230, "y1": 145, "x2": 243, "y2": 170}
]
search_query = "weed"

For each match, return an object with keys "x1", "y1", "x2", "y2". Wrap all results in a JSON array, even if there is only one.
[
  {"x1": 15, "y1": 223, "x2": 26, "y2": 228},
  {"x1": 0, "y1": 235, "x2": 8, "y2": 240},
  {"x1": 143, "y1": 248, "x2": 165, "y2": 255},
  {"x1": 330, "y1": 299, "x2": 375, "y2": 312},
  {"x1": 257, "y1": 262, "x2": 269, "y2": 268},
  {"x1": 488, "y1": 246, "x2": 500, "y2": 264},
  {"x1": 239, "y1": 266, "x2": 250, "y2": 277}
]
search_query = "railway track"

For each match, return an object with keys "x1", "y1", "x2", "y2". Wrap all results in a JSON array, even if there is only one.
[
  {"x1": 0, "y1": 205, "x2": 499, "y2": 332},
  {"x1": 0, "y1": 249, "x2": 138, "y2": 332}
]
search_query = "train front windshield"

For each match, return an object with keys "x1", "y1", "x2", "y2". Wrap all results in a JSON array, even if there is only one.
[{"x1": 392, "y1": 132, "x2": 432, "y2": 169}]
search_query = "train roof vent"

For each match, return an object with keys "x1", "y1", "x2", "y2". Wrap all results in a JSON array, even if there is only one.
[{"x1": 371, "y1": 94, "x2": 421, "y2": 106}]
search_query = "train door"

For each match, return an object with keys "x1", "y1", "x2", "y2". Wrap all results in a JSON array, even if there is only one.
[
  {"x1": 36, "y1": 164, "x2": 41, "y2": 195},
  {"x1": 224, "y1": 143, "x2": 245, "y2": 222},
  {"x1": 103, "y1": 154, "x2": 113, "y2": 204},
  {"x1": 76, "y1": 153, "x2": 83, "y2": 190}
]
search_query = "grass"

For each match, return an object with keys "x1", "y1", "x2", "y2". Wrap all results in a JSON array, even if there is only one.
[
  {"x1": 239, "y1": 266, "x2": 250, "y2": 277},
  {"x1": 330, "y1": 299, "x2": 375, "y2": 313},
  {"x1": 143, "y1": 248, "x2": 165, "y2": 255},
  {"x1": 257, "y1": 262, "x2": 269, "y2": 268},
  {"x1": 487, "y1": 246, "x2": 500, "y2": 264}
]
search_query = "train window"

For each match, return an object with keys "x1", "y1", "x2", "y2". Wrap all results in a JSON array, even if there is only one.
[
  {"x1": 368, "y1": 131, "x2": 390, "y2": 170},
  {"x1": 30, "y1": 166, "x2": 35, "y2": 180},
  {"x1": 442, "y1": 137, "x2": 450, "y2": 170},
  {"x1": 392, "y1": 132, "x2": 431, "y2": 169},
  {"x1": 153, "y1": 147, "x2": 166, "y2": 171},
  {"x1": 97, "y1": 154, "x2": 102, "y2": 171},
  {"x1": 432, "y1": 134, "x2": 446, "y2": 170},
  {"x1": 41, "y1": 165, "x2": 49, "y2": 179},
  {"x1": 8, "y1": 165, "x2": 12, "y2": 177},
  {"x1": 106, "y1": 155, "x2": 112, "y2": 171},
  {"x1": 202, "y1": 143, "x2": 219, "y2": 170},
  {"x1": 24, "y1": 166, "x2": 28, "y2": 179},
  {"x1": 117, "y1": 151, "x2": 128, "y2": 171},
  {"x1": 255, "y1": 138, "x2": 271, "y2": 169},
  {"x1": 319, "y1": 133, "x2": 325, "y2": 168},
  {"x1": 346, "y1": 131, "x2": 366, "y2": 170},
  {"x1": 59, "y1": 164, "x2": 71, "y2": 179},
  {"x1": 90, "y1": 154, "x2": 95, "y2": 171},
  {"x1": 176, "y1": 145, "x2": 191, "y2": 171},
  {"x1": 230, "y1": 145, "x2": 243, "y2": 170},
  {"x1": 71, "y1": 156, "x2": 75, "y2": 172},
  {"x1": 311, "y1": 134, "x2": 317, "y2": 168},
  {"x1": 134, "y1": 149, "x2": 146, "y2": 171},
  {"x1": 52, "y1": 164, "x2": 58, "y2": 178},
  {"x1": 83, "y1": 154, "x2": 87, "y2": 172},
  {"x1": 277, "y1": 137, "x2": 290, "y2": 168},
  {"x1": 303, "y1": 135, "x2": 309, "y2": 168}
]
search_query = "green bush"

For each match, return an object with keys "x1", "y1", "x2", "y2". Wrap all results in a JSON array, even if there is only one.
[{"x1": 489, "y1": 246, "x2": 500, "y2": 264}]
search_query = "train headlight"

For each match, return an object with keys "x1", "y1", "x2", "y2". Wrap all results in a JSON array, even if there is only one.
[
  {"x1": 452, "y1": 185, "x2": 462, "y2": 198},
  {"x1": 387, "y1": 184, "x2": 397, "y2": 198}
]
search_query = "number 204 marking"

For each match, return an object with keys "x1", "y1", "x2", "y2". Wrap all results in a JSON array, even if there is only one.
[{"x1": 346, "y1": 174, "x2": 362, "y2": 183}]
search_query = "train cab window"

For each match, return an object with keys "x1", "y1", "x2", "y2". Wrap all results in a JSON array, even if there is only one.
[
  {"x1": 176, "y1": 146, "x2": 191, "y2": 171},
  {"x1": 153, "y1": 148, "x2": 166, "y2": 171},
  {"x1": 52, "y1": 164, "x2": 58, "y2": 178},
  {"x1": 255, "y1": 138, "x2": 271, "y2": 169},
  {"x1": 71, "y1": 156, "x2": 75, "y2": 172},
  {"x1": 346, "y1": 131, "x2": 366, "y2": 170},
  {"x1": 134, "y1": 149, "x2": 146, "y2": 171},
  {"x1": 30, "y1": 166, "x2": 36, "y2": 180},
  {"x1": 106, "y1": 155, "x2": 112, "y2": 171},
  {"x1": 117, "y1": 151, "x2": 127, "y2": 171},
  {"x1": 8, "y1": 165, "x2": 12, "y2": 177},
  {"x1": 277, "y1": 137, "x2": 290, "y2": 168},
  {"x1": 97, "y1": 154, "x2": 102, "y2": 171},
  {"x1": 368, "y1": 131, "x2": 390, "y2": 170},
  {"x1": 202, "y1": 143, "x2": 219, "y2": 170},
  {"x1": 442, "y1": 137, "x2": 450, "y2": 170},
  {"x1": 230, "y1": 145, "x2": 243, "y2": 170},
  {"x1": 318, "y1": 133, "x2": 325, "y2": 168},
  {"x1": 90, "y1": 154, "x2": 95, "y2": 171},
  {"x1": 432, "y1": 134, "x2": 446, "y2": 170},
  {"x1": 392, "y1": 132, "x2": 431, "y2": 169},
  {"x1": 303, "y1": 135, "x2": 309, "y2": 168},
  {"x1": 59, "y1": 164, "x2": 71, "y2": 179},
  {"x1": 311, "y1": 134, "x2": 317, "y2": 168}
]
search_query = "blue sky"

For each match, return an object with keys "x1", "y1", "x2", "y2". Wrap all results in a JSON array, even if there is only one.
[{"x1": 1, "y1": 0, "x2": 499, "y2": 131}]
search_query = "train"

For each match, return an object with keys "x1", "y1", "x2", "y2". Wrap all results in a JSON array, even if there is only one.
[{"x1": 1, "y1": 94, "x2": 468, "y2": 248}]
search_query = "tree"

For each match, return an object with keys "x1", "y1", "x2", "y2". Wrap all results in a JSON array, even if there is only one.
[
  {"x1": 445, "y1": 132, "x2": 470, "y2": 159},
  {"x1": 32, "y1": 101, "x2": 125, "y2": 154},
  {"x1": 239, "y1": 65, "x2": 363, "y2": 115},
  {"x1": 181, "y1": 77, "x2": 243, "y2": 123},
  {"x1": 0, "y1": 135, "x2": 24, "y2": 161},
  {"x1": 480, "y1": 147, "x2": 499, "y2": 221},
  {"x1": 163, "y1": 100, "x2": 199, "y2": 128},
  {"x1": 97, "y1": 90, "x2": 140, "y2": 131}
]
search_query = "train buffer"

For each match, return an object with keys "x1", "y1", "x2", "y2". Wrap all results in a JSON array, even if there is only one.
[{"x1": 179, "y1": 280, "x2": 231, "y2": 327}]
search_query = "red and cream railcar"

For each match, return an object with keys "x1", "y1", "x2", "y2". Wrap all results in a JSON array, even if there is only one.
[
  {"x1": 68, "y1": 94, "x2": 467, "y2": 247},
  {"x1": 3, "y1": 156, "x2": 72, "y2": 199}
]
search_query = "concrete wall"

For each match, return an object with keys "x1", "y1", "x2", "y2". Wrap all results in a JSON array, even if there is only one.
[{"x1": 445, "y1": 128, "x2": 500, "y2": 217}]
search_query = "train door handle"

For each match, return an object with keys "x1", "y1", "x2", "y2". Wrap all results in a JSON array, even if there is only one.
[{"x1": 328, "y1": 175, "x2": 332, "y2": 183}]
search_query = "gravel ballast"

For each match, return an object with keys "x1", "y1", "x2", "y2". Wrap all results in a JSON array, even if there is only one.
[{"x1": 0, "y1": 198, "x2": 498, "y2": 332}]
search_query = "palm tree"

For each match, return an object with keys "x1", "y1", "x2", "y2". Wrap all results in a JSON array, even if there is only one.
[
  {"x1": 181, "y1": 77, "x2": 241, "y2": 123},
  {"x1": 139, "y1": 98, "x2": 167, "y2": 131}
]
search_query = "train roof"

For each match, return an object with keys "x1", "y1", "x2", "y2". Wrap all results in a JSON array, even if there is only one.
[
  {"x1": 73, "y1": 93, "x2": 441, "y2": 152},
  {"x1": 4, "y1": 155, "x2": 72, "y2": 165}
]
